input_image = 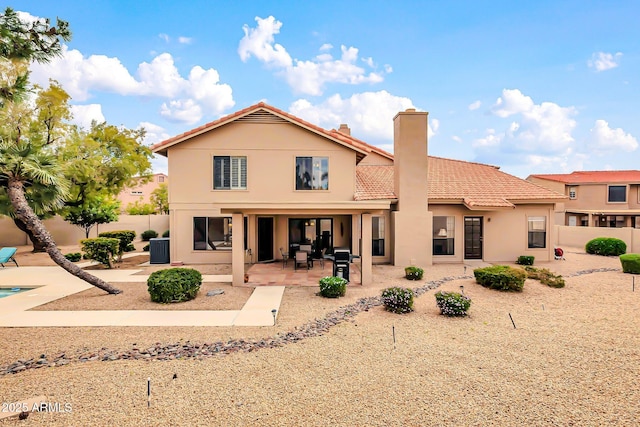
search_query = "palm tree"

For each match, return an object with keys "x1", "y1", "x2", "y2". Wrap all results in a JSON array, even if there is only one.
[{"x1": 1, "y1": 140, "x2": 122, "y2": 294}]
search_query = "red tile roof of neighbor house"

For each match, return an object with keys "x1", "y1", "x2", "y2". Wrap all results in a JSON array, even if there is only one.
[
  {"x1": 528, "y1": 170, "x2": 640, "y2": 184},
  {"x1": 355, "y1": 157, "x2": 566, "y2": 205}
]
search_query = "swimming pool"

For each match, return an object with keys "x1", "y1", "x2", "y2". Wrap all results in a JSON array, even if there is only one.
[{"x1": 0, "y1": 287, "x2": 34, "y2": 298}]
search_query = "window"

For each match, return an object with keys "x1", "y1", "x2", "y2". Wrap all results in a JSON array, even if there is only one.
[
  {"x1": 433, "y1": 216, "x2": 455, "y2": 255},
  {"x1": 158, "y1": 175, "x2": 165, "y2": 183},
  {"x1": 372, "y1": 217, "x2": 385, "y2": 256},
  {"x1": 214, "y1": 156, "x2": 247, "y2": 190},
  {"x1": 131, "y1": 190, "x2": 143, "y2": 195},
  {"x1": 568, "y1": 186, "x2": 577, "y2": 200},
  {"x1": 608, "y1": 185, "x2": 626, "y2": 203},
  {"x1": 528, "y1": 216, "x2": 546, "y2": 248},
  {"x1": 296, "y1": 157, "x2": 328, "y2": 190},
  {"x1": 193, "y1": 217, "x2": 233, "y2": 250}
]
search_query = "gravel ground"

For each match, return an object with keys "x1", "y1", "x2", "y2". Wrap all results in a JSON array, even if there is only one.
[{"x1": 1, "y1": 247, "x2": 639, "y2": 426}]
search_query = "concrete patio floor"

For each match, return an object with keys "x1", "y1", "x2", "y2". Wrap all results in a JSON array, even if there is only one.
[{"x1": 0, "y1": 266, "x2": 284, "y2": 327}]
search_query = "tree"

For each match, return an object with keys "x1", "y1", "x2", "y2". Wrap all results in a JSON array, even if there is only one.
[
  {"x1": 64, "y1": 195, "x2": 120, "y2": 238},
  {"x1": 150, "y1": 183, "x2": 168, "y2": 214},
  {"x1": 0, "y1": 10, "x2": 121, "y2": 294},
  {"x1": 125, "y1": 199, "x2": 156, "y2": 215}
]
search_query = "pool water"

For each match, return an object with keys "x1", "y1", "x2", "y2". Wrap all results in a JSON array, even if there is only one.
[{"x1": 0, "y1": 287, "x2": 34, "y2": 298}]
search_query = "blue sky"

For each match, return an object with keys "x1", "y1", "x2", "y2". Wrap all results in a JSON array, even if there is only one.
[{"x1": 16, "y1": 0, "x2": 640, "y2": 178}]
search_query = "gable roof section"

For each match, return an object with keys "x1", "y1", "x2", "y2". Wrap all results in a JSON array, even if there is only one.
[
  {"x1": 151, "y1": 102, "x2": 372, "y2": 162},
  {"x1": 528, "y1": 170, "x2": 640, "y2": 184},
  {"x1": 355, "y1": 156, "x2": 565, "y2": 206}
]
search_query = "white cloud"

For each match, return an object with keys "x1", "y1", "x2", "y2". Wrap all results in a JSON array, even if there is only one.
[
  {"x1": 178, "y1": 36, "x2": 193, "y2": 44},
  {"x1": 289, "y1": 90, "x2": 417, "y2": 142},
  {"x1": 587, "y1": 119, "x2": 638, "y2": 152},
  {"x1": 468, "y1": 100, "x2": 481, "y2": 111},
  {"x1": 588, "y1": 51, "x2": 623, "y2": 72},
  {"x1": 70, "y1": 104, "x2": 105, "y2": 129},
  {"x1": 238, "y1": 16, "x2": 292, "y2": 67},
  {"x1": 158, "y1": 33, "x2": 170, "y2": 43},
  {"x1": 489, "y1": 89, "x2": 576, "y2": 152},
  {"x1": 29, "y1": 46, "x2": 234, "y2": 125},
  {"x1": 452, "y1": 135, "x2": 463, "y2": 143},
  {"x1": 238, "y1": 16, "x2": 388, "y2": 95},
  {"x1": 138, "y1": 121, "x2": 170, "y2": 174}
]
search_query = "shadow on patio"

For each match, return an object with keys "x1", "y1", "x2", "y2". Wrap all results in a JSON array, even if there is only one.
[{"x1": 244, "y1": 259, "x2": 361, "y2": 287}]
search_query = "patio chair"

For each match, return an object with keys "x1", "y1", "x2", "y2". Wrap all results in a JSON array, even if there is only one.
[
  {"x1": 0, "y1": 247, "x2": 18, "y2": 268},
  {"x1": 312, "y1": 248, "x2": 326, "y2": 269},
  {"x1": 279, "y1": 247, "x2": 289, "y2": 269},
  {"x1": 294, "y1": 250, "x2": 311, "y2": 271}
]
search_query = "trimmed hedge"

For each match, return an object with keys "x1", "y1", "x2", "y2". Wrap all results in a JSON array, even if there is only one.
[
  {"x1": 474, "y1": 265, "x2": 526, "y2": 292},
  {"x1": 516, "y1": 255, "x2": 535, "y2": 266},
  {"x1": 64, "y1": 252, "x2": 82, "y2": 262},
  {"x1": 318, "y1": 276, "x2": 347, "y2": 298},
  {"x1": 435, "y1": 291, "x2": 471, "y2": 316},
  {"x1": 147, "y1": 268, "x2": 202, "y2": 303},
  {"x1": 404, "y1": 266, "x2": 424, "y2": 280},
  {"x1": 381, "y1": 287, "x2": 415, "y2": 314},
  {"x1": 81, "y1": 237, "x2": 120, "y2": 268},
  {"x1": 98, "y1": 230, "x2": 137, "y2": 259},
  {"x1": 620, "y1": 253, "x2": 640, "y2": 274},
  {"x1": 141, "y1": 229, "x2": 158, "y2": 241},
  {"x1": 585, "y1": 237, "x2": 626, "y2": 256}
]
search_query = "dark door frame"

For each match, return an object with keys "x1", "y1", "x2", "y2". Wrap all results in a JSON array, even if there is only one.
[
  {"x1": 464, "y1": 216, "x2": 483, "y2": 260},
  {"x1": 257, "y1": 217, "x2": 274, "y2": 262}
]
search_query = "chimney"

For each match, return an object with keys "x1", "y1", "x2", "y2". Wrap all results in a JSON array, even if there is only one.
[
  {"x1": 392, "y1": 108, "x2": 432, "y2": 267},
  {"x1": 338, "y1": 124, "x2": 351, "y2": 136}
]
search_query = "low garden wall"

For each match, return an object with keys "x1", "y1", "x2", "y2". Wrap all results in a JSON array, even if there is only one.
[
  {"x1": 0, "y1": 215, "x2": 169, "y2": 246},
  {"x1": 555, "y1": 225, "x2": 640, "y2": 253}
]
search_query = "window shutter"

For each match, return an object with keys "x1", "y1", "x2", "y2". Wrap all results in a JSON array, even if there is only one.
[
  {"x1": 214, "y1": 157, "x2": 223, "y2": 189},
  {"x1": 240, "y1": 157, "x2": 247, "y2": 188},
  {"x1": 231, "y1": 157, "x2": 239, "y2": 189}
]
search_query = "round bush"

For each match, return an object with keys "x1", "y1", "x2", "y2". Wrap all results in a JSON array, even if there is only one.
[
  {"x1": 141, "y1": 229, "x2": 158, "y2": 241},
  {"x1": 474, "y1": 265, "x2": 526, "y2": 292},
  {"x1": 143, "y1": 244, "x2": 150, "y2": 252},
  {"x1": 585, "y1": 237, "x2": 626, "y2": 256},
  {"x1": 404, "y1": 266, "x2": 424, "y2": 280},
  {"x1": 435, "y1": 291, "x2": 471, "y2": 316},
  {"x1": 147, "y1": 268, "x2": 202, "y2": 303},
  {"x1": 516, "y1": 255, "x2": 535, "y2": 266},
  {"x1": 318, "y1": 276, "x2": 347, "y2": 298},
  {"x1": 381, "y1": 287, "x2": 414, "y2": 314},
  {"x1": 620, "y1": 253, "x2": 640, "y2": 274},
  {"x1": 162, "y1": 230, "x2": 170, "y2": 238}
]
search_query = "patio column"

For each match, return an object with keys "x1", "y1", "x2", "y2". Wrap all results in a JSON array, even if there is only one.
[
  {"x1": 351, "y1": 214, "x2": 361, "y2": 256},
  {"x1": 361, "y1": 213, "x2": 372, "y2": 286},
  {"x1": 232, "y1": 212, "x2": 245, "y2": 286}
]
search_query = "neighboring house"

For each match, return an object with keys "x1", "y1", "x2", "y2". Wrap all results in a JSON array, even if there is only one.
[
  {"x1": 152, "y1": 102, "x2": 565, "y2": 286},
  {"x1": 117, "y1": 173, "x2": 168, "y2": 212},
  {"x1": 527, "y1": 171, "x2": 640, "y2": 228}
]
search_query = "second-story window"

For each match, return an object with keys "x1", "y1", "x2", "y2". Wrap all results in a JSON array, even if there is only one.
[
  {"x1": 296, "y1": 157, "x2": 328, "y2": 190},
  {"x1": 568, "y1": 186, "x2": 576, "y2": 199},
  {"x1": 214, "y1": 156, "x2": 246, "y2": 190},
  {"x1": 608, "y1": 185, "x2": 626, "y2": 203}
]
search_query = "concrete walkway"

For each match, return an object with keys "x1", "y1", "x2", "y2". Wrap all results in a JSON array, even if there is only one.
[{"x1": 0, "y1": 266, "x2": 284, "y2": 327}]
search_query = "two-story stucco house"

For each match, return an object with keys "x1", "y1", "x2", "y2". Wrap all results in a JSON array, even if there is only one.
[
  {"x1": 527, "y1": 171, "x2": 640, "y2": 228},
  {"x1": 152, "y1": 102, "x2": 565, "y2": 286}
]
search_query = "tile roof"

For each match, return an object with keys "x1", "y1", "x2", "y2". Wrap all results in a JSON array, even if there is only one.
[
  {"x1": 355, "y1": 157, "x2": 565, "y2": 205},
  {"x1": 151, "y1": 102, "x2": 372, "y2": 161},
  {"x1": 528, "y1": 170, "x2": 640, "y2": 184}
]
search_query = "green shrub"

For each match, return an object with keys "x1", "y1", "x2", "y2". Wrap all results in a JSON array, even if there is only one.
[
  {"x1": 81, "y1": 237, "x2": 120, "y2": 268},
  {"x1": 147, "y1": 268, "x2": 202, "y2": 303},
  {"x1": 524, "y1": 266, "x2": 565, "y2": 288},
  {"x1": 318, "y1": 276, "x2": 347, "y2": 298},
  {"x1": 162, "y1": 230, "x2": 170, "y2": 238},
  {"x1": 435, "y1": 291, "x2": 471, "y2": 316},
  {"x1": 64, "y1": 252, "x2": 82, "y2": 262},
  {"x1": 143, "y1": 244, "x2": 150, "y2": 252},
  {"x1": 585, "y1": 237, "x2": 626, "y2": 256},
  {"x1": 141, "y1": 229, "x2": 158, "y2": 241},
  {"x1": 381, "y1": 287, "x2": 415, "y2": 314},
  {"x1": 404, "y1": 266, "x2": 424, "y2": 280},
  {"x1": 516, "y1": 255, "x2": 535, "y2": 266},
  {"x1": 474, "y1": 265, "x2": 526, "y2": 292},
  {"x1": 98, "y1": 230, "x2": 136, "y2": 259},
  {"x1": 620, "y1": 253, "x2": 640, "y2": 274}
]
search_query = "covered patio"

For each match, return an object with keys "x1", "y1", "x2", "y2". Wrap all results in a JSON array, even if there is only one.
[{"x1": 244, "y1": 258, "x2": 362, "y2": 287}]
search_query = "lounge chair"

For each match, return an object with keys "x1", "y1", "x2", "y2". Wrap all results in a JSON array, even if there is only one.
[{"x1": 0, "y1": 247, "x2": 19, "y2": 267}]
